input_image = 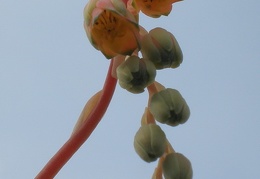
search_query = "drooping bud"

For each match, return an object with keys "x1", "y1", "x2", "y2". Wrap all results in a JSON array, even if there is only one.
[
  {"x1": 163, "y1": 152, "x2": 193, "y2": 179},
  {"x1": 116, "y1": 56, "x2": 156, "y2": 93},
  {"x1": 141, "y1": 27, "x2": 183, "y2": 69},
  {"x1": 149, "y1": 88, "x2": 190, "y2": 126},
  {"x1": 134, "y1": 124, "x2": 166, "y2": 162}
]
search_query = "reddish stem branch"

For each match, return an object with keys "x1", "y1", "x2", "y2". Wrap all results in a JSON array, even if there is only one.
[{"x1": 35, "y1": 60, "x2": 117, "y2": 179}]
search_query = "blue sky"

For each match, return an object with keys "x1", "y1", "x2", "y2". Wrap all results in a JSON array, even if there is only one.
[{"x1": 1, "y1": 0, "x2": 260, "y2": 178}]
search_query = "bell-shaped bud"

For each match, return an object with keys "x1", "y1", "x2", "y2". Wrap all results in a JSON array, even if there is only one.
[
  {"x1": 116, "y1": 56, "x2": 156, "y2": 94},
  {"x1": 141, "y1": 27, "x2": 183, "y2": 69},
  {"x1": 163, "y1": 152, "x2": 193, "y2": 179},
  {"x1": 134, "y1": 124, "x2": 166, "y2": 162},
  {"x1": 149, "y1": 88, "x2": 190, "y2": 126}
]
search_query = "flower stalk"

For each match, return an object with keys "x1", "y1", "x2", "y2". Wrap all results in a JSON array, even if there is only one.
[{"x1": 35, "y1": 60, "x2": 117, "y2": 179}]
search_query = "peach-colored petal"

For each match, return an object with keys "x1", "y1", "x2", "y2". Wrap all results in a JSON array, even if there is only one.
[
  {"x1": 91, "y1": 13, "x2": 140, "y2": 58},
  {"x1": 84, "y1": 0, "x2": 140, "y2": 58},
  {"x1": 134, "y1": 0, "x2": 181, "y2": 18},
  {"x1": 170, "y1": 0, "x2": 182, "y2": 3}
]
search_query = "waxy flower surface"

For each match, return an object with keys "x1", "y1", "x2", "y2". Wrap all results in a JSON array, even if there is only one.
[
  {"x1": 163, "y1": 153, "x2": 193, "y2": 179},
  {"x1": 116, "y1": 55, "x2": 156, "y2": 93},
  {"x1": 134, "y1": 124, "x2": 167, "y2": 162},
  {"x1": 84, "y1": 0, "x2": 141, "y2": 58},
  {"x1": 149, "y1": 88, "x2": 190, "y2": 126},
  {"x1": 141, "y1": 27, "x2": 183, "y2": 69}
]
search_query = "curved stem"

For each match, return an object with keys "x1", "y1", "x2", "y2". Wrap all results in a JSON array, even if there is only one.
[{"x1": 35, "y1": 60, "x2": 117, "y2": 179}]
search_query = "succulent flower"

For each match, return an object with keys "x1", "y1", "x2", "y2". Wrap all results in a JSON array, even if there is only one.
[
  {"x1": 149, "y1": 88, "x2": 190, "y2": 126},
  {"x1": 141, "y1": 27, "x2": 183, "y2": 69},
  {"x1": 36, "y1": 1, "x2": 193, "y2": 178},
  {"x1": 116, "y1": 55, "x2": 156, "y2": 93},
  {"x1": 84, "y1": 0, "x2": 141, "y2": 58},
  {"x1": 134, "y1": 124, "x2": 167, "y2": 162},
  {"x1": 163, "y1": 152, "x2": 193, "y2": 179},
  {"x1": 132, "y1": 0, "x2": 181, "y2": 18}
]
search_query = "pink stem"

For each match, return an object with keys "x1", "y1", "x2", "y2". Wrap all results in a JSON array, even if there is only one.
[{"x1": 35, "y1": 60, "x2": 117, "y2": 179}]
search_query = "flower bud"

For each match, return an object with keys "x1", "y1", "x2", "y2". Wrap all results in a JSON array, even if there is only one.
[
  {"x1": 163, "y1": 153, "x2": 193, "y2": 179},
  {"x1": 141, "y1": 27, "x2": 183, "y2": 69},
  {"x1": 116, "y1": 56, "x2": 156, "y2": 93},
  {"x1": 149, "y1": 88, "x2": 190, "y2": 126},
  {"x1": 134, "y1": 124, "x2": 166, "y2": 162}
]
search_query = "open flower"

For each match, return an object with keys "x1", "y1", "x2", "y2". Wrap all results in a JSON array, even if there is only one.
[
  {"x1": 84, "y1": 0, "x2": 141, "y2": 58},
  {"x1": 132, "y1": 0, "x2": 181, "y2": 18}
]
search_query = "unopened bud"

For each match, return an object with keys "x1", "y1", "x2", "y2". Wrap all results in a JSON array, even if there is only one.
[
  {"x1": 149, "y1": 88, "x2": 190, "y2": 126},
  {"x1": 116, "y1": 56, "x2": 156, "y2": 94},
  {"x1": 134, "y1": 124, "x2": 166, "y2": 162},
  {"x1": 141, "y1": 27, "x2": 183, "y2": 69},
  {"x1": 163, "y1": 153, "x2": 193, "y2": 179}
]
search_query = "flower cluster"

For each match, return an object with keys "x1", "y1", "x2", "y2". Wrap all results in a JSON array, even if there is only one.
[
  {"x1": 83, "y1": 0, "x2": 192, "y2": 178},
  {"x1": 35, "y1": 0, "x2": 192, "y2": 178}
]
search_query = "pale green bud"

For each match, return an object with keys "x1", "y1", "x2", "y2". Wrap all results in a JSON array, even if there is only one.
[
  {"x1": 149, "y1": 88, "x2": 190, "y2": 126},
  {"x1": 141, "y1": 27, "x2": 183, "y2": 69},
  {"x1": 163, "y1": 153, "x2": 193, "y2": 179},
  {"x1": 134, "y1": 124, "x2": 166, "y2": 162},
  {"x1": 116, "y1": 56, "x2": 156, "y2": 94}
]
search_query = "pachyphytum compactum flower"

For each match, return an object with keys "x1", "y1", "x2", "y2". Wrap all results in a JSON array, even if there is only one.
[
  {"x1": 149, "y1": 88, "x2": 190, "y2": 126},
  {"x1": 116, "y1": 55, "x2": 156, "y2": 93},
  {"x1": 163, "y1": 153, "x2": 193, "y2": 179},
  {"x1": 131, "y1": 0, "x2": 182, "y2": 18},
  {"x1": 141, "y1": 27, "x2": 183, "y2": 69},
  {"x1": 35, "y1": 1, "x2": 193, "y2": 178},
  {"x1": 84, "y1": 0, "x2": 141, "y2": 58},
  {"x1": 134, "y1": 124, "x2": 167, "y2": 162}
]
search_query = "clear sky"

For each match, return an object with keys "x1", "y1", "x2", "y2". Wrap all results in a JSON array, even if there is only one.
[{"x1": 1, "y1": 0, "x2": 260, "y2": 178}]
